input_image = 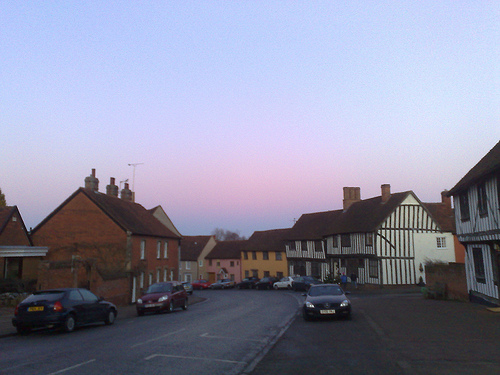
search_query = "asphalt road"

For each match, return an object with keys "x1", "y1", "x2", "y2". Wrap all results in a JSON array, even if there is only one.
[{"x1": 0, "y1": 289, "x2": 302, "y2": 375}]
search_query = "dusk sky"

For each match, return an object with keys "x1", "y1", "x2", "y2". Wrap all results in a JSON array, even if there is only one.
[{"x1": 1, "y1": 1, "x2": 499, "y2": 238}]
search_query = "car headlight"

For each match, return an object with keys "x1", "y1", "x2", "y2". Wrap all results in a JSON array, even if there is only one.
[
  {"x1": 305, "y1": 301, "x2": 315, "y2": 309},
  {"x1": 158, "y1": 295, "x2": 169, "y2": 302},
  {"x1": 137, "y1": 298, "x2": 143, "y2": 304},
  {"x1": 340, "y1": 299, "x2": 350, "y2": 307}
]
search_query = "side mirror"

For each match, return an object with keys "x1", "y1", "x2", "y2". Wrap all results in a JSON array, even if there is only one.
[{"x1": 302, "y1": 293, "x2": 307, "y2": 297}]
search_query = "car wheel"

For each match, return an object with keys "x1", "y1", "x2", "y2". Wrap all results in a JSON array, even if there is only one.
[
  {"x1": 273, "y1": 285, "x2": 278, "y2": 290},
  {"x1": 105, "y1": 309, "x2": 116, "y2": 325},
  {"x1": 168, "y1": 302, "x2": 174, "y2": 313},
  {"x1": 302, "y1": 310, "x2": 311, "y2": 321},
  {"x1": 63, "y1": 314, "x2": 76, "y2": 333},
  {"x1": 287, "y1": 285, "x2": 292, "y2": 290},
  {"x1": 137, "y1": 310, "x2": 144, "y2": 317},
  {"x1": 16, "y1": 325, "x2": 31, "y2": 335},
  {"x1": 182, "y1": 299, "x2": 188, "y2": 310}
]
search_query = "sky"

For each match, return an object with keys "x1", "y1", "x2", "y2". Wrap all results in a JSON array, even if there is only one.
[{"x1": 1, "y1": 1, "x2": 499, "y2": 238}]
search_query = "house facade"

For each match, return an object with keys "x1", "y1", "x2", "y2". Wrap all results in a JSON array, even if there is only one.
[
  {"x1": 448, "y1": 141, "x2": 500, "y2": 306},
  {"x1": 31, "y1": 170, "x2": 181, "y2": 305},
  {"x1": 205, "y1": 240, "x2": 246, "y2": 284},
  {"x1": 287, "y1": 185, "x2": 457, "y2": 286},
  {"x1": 242, "y1": 229, "x2": 289, "y2": 280},
  {"x1": 180, "y1": 235, "x2": 217, "y2": 282},
  {"x1": 0, "y1": 206, "x2": 48, "y2": 284}
]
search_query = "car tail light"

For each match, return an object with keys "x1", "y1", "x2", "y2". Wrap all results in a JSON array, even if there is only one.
[
  {"x1": 14, "y1": 304, "x2": 19, "y2": 316},
  {"x1": 53, "y1": 301, "x2": 64, "y2": 312}
]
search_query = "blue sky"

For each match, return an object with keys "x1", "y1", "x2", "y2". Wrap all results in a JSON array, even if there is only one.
[{"x1": 1, "y1": 1, "x2": 499, "y2": 237}]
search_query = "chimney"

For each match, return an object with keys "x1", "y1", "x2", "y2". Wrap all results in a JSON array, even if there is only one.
[
  {"x1": 343, "y1": 187, "x2": 361, "y2": 211},
  {"x1": 381, "y1": 184, "x2": 391, "y2": 203},
  {"x1": 120, "y1": 182, "x2": 133, "y2": 202},
  {"x1": 84, "y1": 168, "x2": 99, "y2": 192},
  {"x1": 106, "y1": 177, "x2": 119, "y2": 197},
  {"x1": 441, "y1": 190, "x2": 451, "y2": 209}
]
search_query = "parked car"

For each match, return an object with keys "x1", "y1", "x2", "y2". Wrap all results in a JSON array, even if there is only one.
[
  {"x1": 210, "y1": 279, "x2": 235, "y2": 289},
  {"x1": 273, "y1": 276, "x2": 297, "y2": 290},
  {"x1": 191, "y1": 279, "x2": 211, "y2": 290},
  {"x1": 236, "y1": 277, "x2": 259, "y2": 289},
  {"x1": 136, "y1": 281, "x2": 188, "y2": 316},
  {"x1": 302, "y1": 284, "x2": 351, "y2": 321},
  {"x1": 255, "y1": 277, "x2": 279, "y2": 290},
  {"x1": 12, "y1": 288, "x2": 117, "y2": 334},
  {"x1": 182, "y1": 282, "x2": 193, "y2": 295},
  {"x1": 292, "y1": 276, "x2": 322, "y2": 291}
]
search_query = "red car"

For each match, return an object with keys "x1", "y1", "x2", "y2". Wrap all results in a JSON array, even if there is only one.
[
  {"x1": 191, "y1": 279, "x2": 211, "y2": 290},
  {"x1": 136, "y1": 282, "x2": 188, "y2": 316}
]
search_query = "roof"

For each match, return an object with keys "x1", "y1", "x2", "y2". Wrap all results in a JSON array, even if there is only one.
[
  {"x1": 32, "y1": 188, "x2": 181, "y2": 238},
  {"x1": 181, "y1": 235, "x2": 213, "y2": 261},
  {"x1": 423, "y1": 203, "x2": 455, "y2": 233},
  {"x1": 246, "y1": 228, "x2": 291, "y2": 251},
  {"x1": 288, "y1": 191, "x2": 411, "y2": 239},
  {"x1": 205, "y1": 240, "x2": 247, "y2": 259},
  {"x1": 448, "y1": 140, "x2": 500, "y2": 195}
]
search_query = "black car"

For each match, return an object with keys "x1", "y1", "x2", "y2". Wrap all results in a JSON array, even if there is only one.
[
  {"x1": 236, "y1": 277, "x2": 259, "y2": 289},
  {"x1": 302, "y1": 284, "x2": 351, "y2": 321},
  {"x1": 255, "y1": 277, "x2": 279, "y2": 290},
  {"x1": 12, "y1": 288, "x2": 117, "y2": 334},
  {"x1": 292, "y1": 276, "x2": 322, "y2": 291}
]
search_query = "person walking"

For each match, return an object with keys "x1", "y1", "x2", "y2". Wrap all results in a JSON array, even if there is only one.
[
  {"x1": 340, "y1": 273, "x2": 347, "y2": 290},
  {"x1": 350, "y1": 273, "x2": 358, "y2": 289}
]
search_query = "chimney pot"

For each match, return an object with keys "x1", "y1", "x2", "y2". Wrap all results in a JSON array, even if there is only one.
[
  {"x1": 106, "y1": 177, "x2": 118, "y2": 197},
  {"x1": 121, "y1": 182, "x2": 133, "y2": 202},
  {"x1": 84, "y1": 169, "x2": 99, "y2": 191},
  {"x1": 441, "y1": 190, "x2": 451, "y2": 208}
]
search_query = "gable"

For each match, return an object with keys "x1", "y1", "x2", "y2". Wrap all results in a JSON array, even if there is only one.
[{"x1": 0, "y1": 206, "x2": 32, "y2": 246}]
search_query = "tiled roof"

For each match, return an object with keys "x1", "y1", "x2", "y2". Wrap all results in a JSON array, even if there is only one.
[
  {"x1": 181, "y1": 235, "x2": 213, "y2": 261},
  {"x1": 288, "y1": 191, "x2": 411, "y2": 239},
  {"x1": 32, "y1": 188, "x2": 181, "y2": 238},
  {"x1": 448, "y1": 140, "x2": 500, "y2": 195},
  {"x1": 423, "y1": 203, "x2": 456, "y2": 233},
  {"x1": 246, "y1": 229, "x2": 291, "y2": 251},
  {"x1": 205, "y1": 240, "x2": 247, "y2": 259}
]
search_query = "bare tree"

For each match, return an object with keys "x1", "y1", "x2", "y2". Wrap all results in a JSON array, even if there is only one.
[
  {"x1": 0, "y1": 188, "x2": 6, "y2": 207},
  {"x1": 211, "y1": 227, "x2": 247, "y2": 241}
]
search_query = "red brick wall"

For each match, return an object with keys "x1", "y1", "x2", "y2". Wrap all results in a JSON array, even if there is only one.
[
  {"x1": 0, "y1": 211, "x2": 31, "y2": 246},
  {"x1": 425, "y1": 263, "x2": 468, "y2": 301}
]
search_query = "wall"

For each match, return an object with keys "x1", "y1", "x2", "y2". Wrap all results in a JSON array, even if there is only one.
[
  {"x1": 425, "y1": 262, "x2": 468, "y2": 301},
  {"x1": 242, "y1": 251, "x2": 287, "y2": 279}
]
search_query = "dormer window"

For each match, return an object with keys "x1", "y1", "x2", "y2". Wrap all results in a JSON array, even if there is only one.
[
  {"x1": 459, "y1": 193, "x2": 470, "y2": 222},
  {"x1": 478, "y1": 182, "x2": 488, "y2": 217}
]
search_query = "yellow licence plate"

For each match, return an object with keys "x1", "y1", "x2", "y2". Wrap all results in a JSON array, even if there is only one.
[{"x1": 28, "y1": 306, "x2": 44, "y2": 312}]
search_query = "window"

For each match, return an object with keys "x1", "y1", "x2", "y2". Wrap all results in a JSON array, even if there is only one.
[
  {"x1": 459, "y1": 193, "x2": 470, "y2": 221},
  {"x1": 289, "y1": 241, "x2": 296, "y2": 251},
  {"x1": 245, "y1": 270, "x2": 249, "y2": 278},
  {"x1": 156, "y1": 269, "x2": 160, "y2": 282},
  {"x1": 186, "y1": 262, "x2": 191, "y2": 270},
  {"x1": 369, "y1": 259, "x2": 378, "y2": 278},
  {"x1": 264, "y1": 271, "x2": 270, "y2": 277},
  {"x1": 157, "y1": 241, "x2": 161, "y2": 259},
  {"x1": 230, "y1": 274, "x2": 235, "y2": 281},
  {"x1": 185, "y1": 274, "x2": 192, "y2": 282},
  {"x1": 332, "y1": 236, "x2": 338, "y2": 248},
  {"x1": 148, "y1": 273, "x2": 153, "y2": 286},
  {"x1": 243, "y1": 251, "x2": 248, "y2": 260},
  {"x1": 252, "y1": 251, "x2": 257, "y2": 260},
  {"x1": 199, "y1": 260, "x2": 203, "y2": 267},
  {"x1": 263, "y1": 251, "x2": 269, "y2": 260},
  {"x1": 163, "y1": 268, "x2": 167, "y2": 282},
  {"x1": 252, "y1": 269, "x2": 258, "y2": 278},
  {"x1": 277, "y1": 272, "x2": 283, "y2": 279},
  {"x1": 216, "y1": 261, "x2": 220, "y2": 267},
  {"x1": 436, "y1": 237, "x2": 447, "y2": 248},
  {"x1": 209, "y1": 259, "x2": 213, "y2": 266},
  {"x1": 341, "y1": 234, "x2": 351, "y2": 247},
  {"x1": 314, "y1": 240, "x2": 323, "y2": 252},
  {"x1": 164, "y1": 242, "x2": 168, "y2": 258},
  {"x1": 140, "y1": 272, "x2": 145, "y2": 288},
  {"x1": 275, "y1": 252, "x2": 282, "y2": 260},
  {"x1": 301, "y1": 241, "x2": 308, "y2": 251},
  {"x1": 478, "y1": 182, "x2": 488, "y2": 217},
  {"x1": 366, "y1": 233, "x2": 373, "y2": 246},
  {"x1": 140, "y1": 240, "x2": 146, "y2": 260},
  {"x1": 472, "y1": 248, "x2": 486, "y2": 283},
  {"x1": 79, "y1": 289, "x2": 98, "y2": 303},
  {"x1": 230, "y1": 261, "x2": 234, "y2": 267}
]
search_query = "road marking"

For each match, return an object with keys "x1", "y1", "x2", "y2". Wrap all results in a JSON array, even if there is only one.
[
  {"x1": 130, "y1": 328, "x2": 186, "y2": 347},
  {"x1": 200, "y1": 332, "x2": 267, "y2": 343},
  {"x1": 47, "y1": 359, "x2": 96, "y2": 375},
  {"x1": 145, "y1": 353, "x2": 247, "y2": 365}
]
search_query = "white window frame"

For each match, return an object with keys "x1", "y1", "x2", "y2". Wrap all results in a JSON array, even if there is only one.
[
  {"x1": 148, "y1": 273, "x2": 153, "y2": 286},
  {"x1": 437, "y1": 237, "x2": 447, "y2": 249},
  {"x1": 140, "y1": 272, "x2": 144, "y2": 288},
  {"x1": 199, "y1": 259, "x2": 203, "y2": 267},
  {"x1": 164, "y1": 241, "x2": 168, "y2": 259},
  {"x1": 156, "y1": 269, "x2": 160, "y2": 282},
  {"x1": 186, "y1": 261, "x2": 191, "y2": 270},
  {"x1": 157, "y1": 241, "x2": 161, "y2": 259},
  {"x1": 163, "y1": 268, "x2": 167, "y2": 282},
  {"x1": 140, "y1": 240, "x2": 146, "y2": 260}
]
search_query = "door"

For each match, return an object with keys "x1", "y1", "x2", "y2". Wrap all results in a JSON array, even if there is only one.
[{"x1": 79, "y1": 289, "x2": 105, "y2": 323}]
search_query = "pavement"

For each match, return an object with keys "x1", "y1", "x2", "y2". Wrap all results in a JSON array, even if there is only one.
[{"x1": 0, "y1": 294, "x2": 205, "y2": 338}]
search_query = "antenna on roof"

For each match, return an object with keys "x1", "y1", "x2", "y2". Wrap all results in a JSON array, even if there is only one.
[
  {"x1": 120, "y1": 179, "x2": 129, "y2": 190},
  {"x1": 128, "y1": 163, "x2": 144, "y2": 194}
]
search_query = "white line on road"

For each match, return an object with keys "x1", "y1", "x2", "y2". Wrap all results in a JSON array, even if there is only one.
[
  {"x1": 145, "y1": 354, "x2": 247, "y2": 365},
  {"x1": 200, "y1": 332, "x2": 267, "y2": 343},
  {"x1": 130, "y1": 328, "x2": 186, "y2": 348},
  {"x1": 47, "y1": 359, "x2": 96, "y2": 375}
]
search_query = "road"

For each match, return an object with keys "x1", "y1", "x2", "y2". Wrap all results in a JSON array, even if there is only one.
[{"x1": 0, "y1": 289, "x2": 301, "y2": 375}]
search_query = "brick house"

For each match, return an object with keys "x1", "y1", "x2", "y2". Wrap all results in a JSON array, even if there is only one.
[
  {"x1": 180, "y1": 235, "x2": 217, "y2": 282},
  {"x1": 0, "y1": 206, "x2": 48, "y2": 284},
  {"x1": 31, "y1": 170, "x2": 181, "y2": 305},
  {"x1": 242, "y1": 229, "x2": 290, "y2": 280},
  {"x1": 205, "y1": 240, "x2": 246, "y2": 284}
]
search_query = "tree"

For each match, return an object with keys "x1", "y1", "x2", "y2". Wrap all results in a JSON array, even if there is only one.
[
  {"x1": 211, "y1": 227, "x2": 247, "y2": 241},
  {"x1": 0, "y1": 188, "x2": 6, "y2": 207}
]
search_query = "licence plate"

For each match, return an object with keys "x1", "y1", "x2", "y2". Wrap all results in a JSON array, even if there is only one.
[
  {"x1": 28, "y1": 306, "x2": 44, "y2": 312},
  {"x1": 145, "y1": 304, "x2": 157, "y2": 308},
  {"x1": 320, "y1": 309, "x2": 335, "y2": 314}
]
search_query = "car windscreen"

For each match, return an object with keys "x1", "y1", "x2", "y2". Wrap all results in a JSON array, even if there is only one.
[
  {"x1": 146, "y1": 284, "x2": 172, "y2": 293},
  {"x1": 309, "y1": 286, "x2": 343, "y2": 296},
  {"x1": 23, "y1": 291, "x2": 65, "y2": 303}
]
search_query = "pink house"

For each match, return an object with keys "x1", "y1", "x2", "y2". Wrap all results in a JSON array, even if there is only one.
[{"x1": 205, "y1": 240, "x2": 246, "y2": 284}]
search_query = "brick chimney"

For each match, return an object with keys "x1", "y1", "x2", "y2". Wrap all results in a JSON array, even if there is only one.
[
  {"x1": 343, "y1": 187, "x2": 361, "y2": 211},
  {"x1": 441, "y1": 190, "x2": 451, "y2": 208},
  {"x1": 84, "y1": 169, "x2": 99, "y2": 192},
  {"x1": 106, "y1": 177, "x2": 119, "y2": 197},
  {"x1": 381, "y1": 184, "x2": 391, "y2": 203},
  {"x1": 120, "y1": 182, "x2": 133, "y2": 202}
]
